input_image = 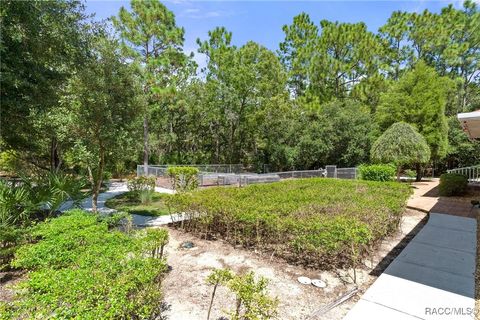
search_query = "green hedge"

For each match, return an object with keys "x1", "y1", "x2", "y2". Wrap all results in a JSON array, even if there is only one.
[
  {"x1": 166, "y1": 178, "x2": 411, "y2": 269},
  {"x1": 439, "y1": 173, "x2": 468, "y2": 196},
  {"x1": 358, "y1": 164, "x2": 396, "y2": 182},
  {"x1": 1, "y1": 210, "x2": 168, "y2": 319},
  {"x1": 167, "y1": 166, "x2": 199, "y2": 192}
]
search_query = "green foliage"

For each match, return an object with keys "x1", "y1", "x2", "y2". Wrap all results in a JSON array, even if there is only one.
[
  {"x1": 62, "y1": 34, "x2": 141, "y2": 211},
  {"x1": 293, "y1": 100, "x2": 375, "y2": 168},
  {"x1": 359, "y1": 164, "x2": 396, "y2": 182},
  {"x1": 371, "y1": 122, "x2": 431, "y2": 166},
  {"x1": 227, "y1": 272, "x2": 278, "y2": 320},
  {"x1": 127, "y1": 176, "x2": 156, "y2": 192},
  {"x1": 105, "y1": 191, "x2": 170, "y2": 217},
  {"x1": 376, "y1": 61, "x2": 452, "y2": 160},
  {"x1": 141, "y1": 228, "x2": 169, "y2": 259},
  {"x1": 439, "y1": 173, "x2": 468, "y2": 196},
  {"x1": 0, "y1": 173, "x2": 86, "y2": 228},
  {"x1": 167, "y1": 178, "x2": 410, "y2": 268},
  {"x1": 167, "y1": 166, "x2": 199, "y2": 192},
  {"x1": 0, "y1": 180, "x2": 36, "y2": 228},
  {"x1": 0, "y1": 0, "x2": 88, "y2": 170},
  {"x1": 0, "y1": 225, "x2": 28, "y2": 271},
  {"x1": 4, "y1": 210, "x2": 168, "y2": 319},
  {"x1": 0, "y1": 150, "x2": 23, "y2": 176},
  {"x1": 205, "y1": 269, "x2": 277, "y2": 320}
]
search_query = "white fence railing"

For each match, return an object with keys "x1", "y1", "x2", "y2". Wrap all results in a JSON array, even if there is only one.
[{"x1": 447, "y1": 165, "x2": 480, "y2": 183}]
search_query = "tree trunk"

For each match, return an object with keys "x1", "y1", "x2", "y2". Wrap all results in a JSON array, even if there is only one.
[
  {"x1": 91, "y1": 146, "x2": 105, "y2": 212},
  {"x1": 396, "y1": 165, "x2": 401, "y2": 182},
  {"x1": 207, "y1": 284, "x2": 218, "y2": 320},
  {"x1": 143, "y1": 115, "x2": 149, "y2": 174},
  {"x1": 50, "y1": 137, "x2": 60, "y2": 172},
  {"x1": 415, "y1": 163, "x2": 422, "y2": 182}
]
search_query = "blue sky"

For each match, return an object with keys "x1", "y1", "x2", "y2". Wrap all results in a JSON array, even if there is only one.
[{"x1": 85, "y1": 0, "x2": 468, "y2": 67}]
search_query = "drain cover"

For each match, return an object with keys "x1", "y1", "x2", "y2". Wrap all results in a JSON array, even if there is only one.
[{"x1": 298, "y1": 276, "x2": 312, "y2": 285}]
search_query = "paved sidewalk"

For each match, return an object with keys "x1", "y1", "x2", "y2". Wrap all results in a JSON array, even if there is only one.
[
  {"x1": 60, "y1": 182, "x2": 183, "y2": 226},
  {"x1": 407, "y1": 180, "x2": 478, "y2": 218},
  {"x1": 344, "y1": 213, "x2": 476, "y2": 320}
]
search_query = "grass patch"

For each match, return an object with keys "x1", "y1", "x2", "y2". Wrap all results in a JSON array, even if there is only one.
[
  {"x1": 167, "y1": 178, "x2": 411, "y2": 269},
  {"x1": 105, "y1": 191, "x2": 170, "y2": 216}
]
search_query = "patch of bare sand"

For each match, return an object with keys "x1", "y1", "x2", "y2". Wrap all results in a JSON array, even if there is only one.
[{"x1": 161, "y1": 208, "x2": 426, "y2": 320}]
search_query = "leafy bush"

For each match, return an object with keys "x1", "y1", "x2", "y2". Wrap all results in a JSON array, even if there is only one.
[
  {"x1": 127, "y1": 176, "x2": 156, "y2": 192},
  {"x1": 166, "y1": 166, "x2": 199, "y2": 192},
  {"x1": 167, "y1": 178, "x2": 411, "y2": 269},
  {"x1": 0, "y1": 173, "x2": 87, "y2": 229},
  {"x1": 439, "y1": 173, "x2": 468, "y2": 196},
  {"x1": 358, "y1": 164, "x2": 396, "y2": 182},
  {"x1": 3, "y1": 210, "x2": 168, "y2": 319},
  {"x1": 227, "y1": 271, "x2": 278, "y2": 320},
  {"x1": 206, "y1": 269, "x2": 278, "y2": 320},
  {"x1": 0, "y1": 226, "x2": 28, "y2": 271},
  {"x1": 0, "y1": 180, "x2": 36, "y2": 228}
]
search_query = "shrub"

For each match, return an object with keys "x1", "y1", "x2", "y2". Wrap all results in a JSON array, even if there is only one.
[
  {"x1": 0, "y1": 180, "x2": 36, "y2": 228},
  {"x1": 4, "y1": 210, "x2": 168, "y2": 319},
  {"x1": 166, "y1": 166, "x2": 199, "y2": 192},
  {"x1": 439, "y1": 173, "x2": 468, "y2": 196},
  {"x1": 0, "y1": 226, "x2": 28, "y2": 271},
  {"x1": 167, "y1": 178, "x2": 411, "y2": 269},
  {"x1": 127, "y1": 176, "x2": 156, "y2": 192},
  {"x1": 358, "y1": 164, "x2": 396, "y2": 182},
  {"x1": 139, "y1": 189, "x2": 154, "y2": 204},
  {"x1": 227, "y1": 271, "x2": 278, "y2": 320},
  {"x1": 0, "y1": 173, "x2": 87, "y2": 229},
  {"x1": 205, "y1": 269, "x2": 278, "y2": 320}
]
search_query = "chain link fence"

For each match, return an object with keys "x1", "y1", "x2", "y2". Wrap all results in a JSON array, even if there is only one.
[{"x1": 137, "y1": 164, "x2": 358, "y2": 187}]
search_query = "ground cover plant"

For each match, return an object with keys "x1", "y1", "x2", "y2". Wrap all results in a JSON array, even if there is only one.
[
  {"x1": 0, "y1": 210, "x2": 169, "y2": 319},
  {"x1": 105, "y1": 191, "x2": 170, "y2": 216},
  {"x1": 167, "y1": 178, "x2": 411, "y2": 269}
]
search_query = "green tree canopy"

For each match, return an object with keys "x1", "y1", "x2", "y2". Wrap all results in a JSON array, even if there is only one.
[
  {"x1": 376, "y1": 61, "x2": 452, "y2": 161},
  {"x1": 61, "y1": 35, "x2": 141, "y2": 211},
  {"x1": 371, "y1": 122, "x2": 430, "y2": 180}
]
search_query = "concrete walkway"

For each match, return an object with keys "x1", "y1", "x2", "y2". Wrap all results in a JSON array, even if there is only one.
[
  {"x1": 60, "y1": 181, "x2": 185, "y2": 226},
  {"x1": 344, "y1": 213, "x2": 476, "y2": 320}
]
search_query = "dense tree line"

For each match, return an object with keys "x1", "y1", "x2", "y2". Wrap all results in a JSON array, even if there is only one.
[{"x1": 1, "y1": 0, "x2": 479, "y2": 182}]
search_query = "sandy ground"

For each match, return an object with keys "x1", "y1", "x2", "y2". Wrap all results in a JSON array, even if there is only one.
[{"x1": 160, "y1": 208, "x2": 427, "y2": 320}]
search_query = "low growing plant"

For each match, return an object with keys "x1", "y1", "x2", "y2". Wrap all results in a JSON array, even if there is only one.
[
  {"x1": 167, "y1": 178, "x2": 411, "y2": 269},
  {"x1": 4, "y1": 210, "x2": 168, "y2": 319},
  {"x1": 167, "y1": 166, "x2": 199, "y2": 192}
]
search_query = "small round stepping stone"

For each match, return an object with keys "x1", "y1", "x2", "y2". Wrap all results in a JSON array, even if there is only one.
[
  {"x1": 297, "y1": 276, "x2": 312, "y2": 285},
  {"x1": 311, "y1": 279, "x2": 327, "y2": 288}
]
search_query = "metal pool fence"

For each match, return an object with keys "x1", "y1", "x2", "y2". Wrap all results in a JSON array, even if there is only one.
[
  {"x1": 137, "y1": 164, "x2": 245, "y2": 177},
  {"x1": 137, "y1": 164, "x2": 359, "y2": 187}
]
